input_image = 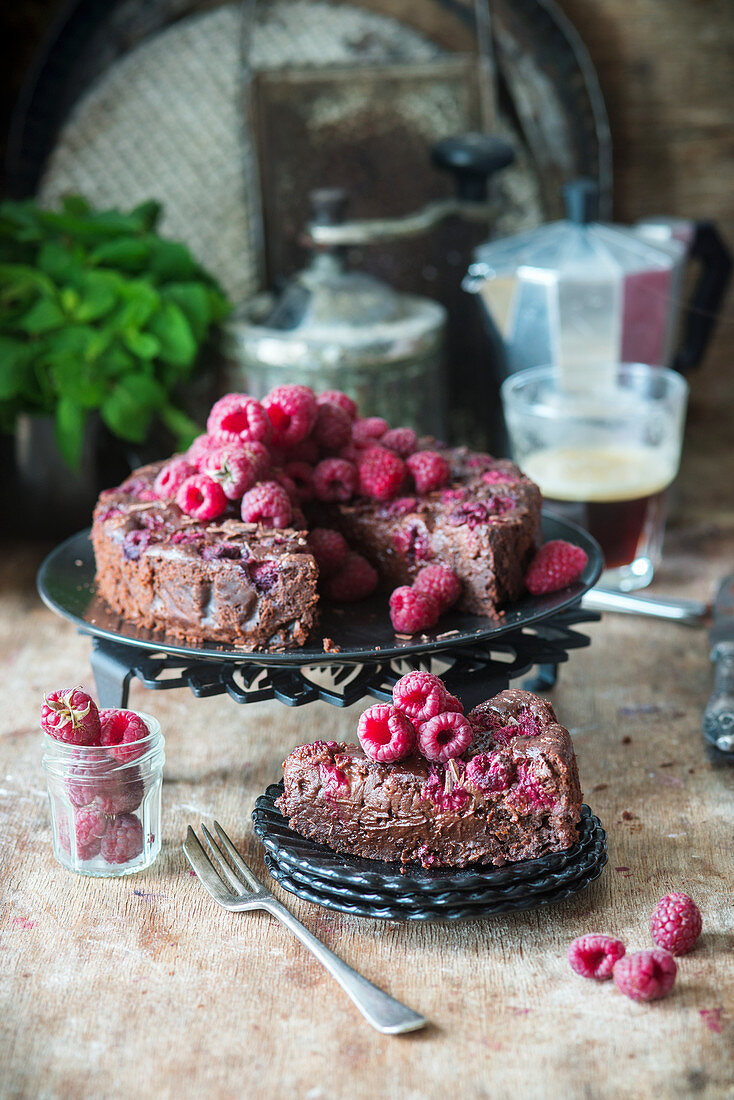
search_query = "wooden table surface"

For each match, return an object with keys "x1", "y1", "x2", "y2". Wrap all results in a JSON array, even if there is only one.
[{"x1": 1, "y1": 347, "x2": 733, "y2": 1099}]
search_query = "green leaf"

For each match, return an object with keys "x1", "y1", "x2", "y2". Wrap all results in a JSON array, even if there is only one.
[
  {"x1": 61, "y1": 196, "x2": 92, "y2": 217},
  {"x1": 130, "y1": 200, "x2": 162, "y2": 232},
  {"x1": 146, "y1": 238, "x2": 197, "y2": 282},
  {"x1": 18, "y1": 296, "x2": 65, "y2": 334},
  {"x1": 37, "y1": 240, "x2": 78, "y2": 282},
  {"x1": 90, "y1": 238, "x2": 151, "y2": 271},
  {"x1": 114, "y1": 281, "x2": 160, "y2": 330},
  {"x1": 101, "y1": 374, "x2": 165, "y2": 442},
  {"x1": 161, "y1": 282, "x2": 211, "y2": 342},
  {"x1": 124, "y1": 330, "x2": 160, "y2": 359},
  {"x1": 74, "y1": 270, "x2": 119, "y2": 322},
  {"x1": 148, "y1": 301, "x2": 196, "y2": 367},
  {"x1": 54, "y1": 396, "x2": 86, "y2": 469},
  {"x1": 0, "y1": 337, "x2": 30, "y2": 399}
]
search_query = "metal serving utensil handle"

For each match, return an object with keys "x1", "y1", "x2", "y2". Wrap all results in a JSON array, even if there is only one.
[
  {"x1": 261, "y1": 897, "x2": 427, "y2": 1035},
  {"x1": 582, "y1": 588, "x2": 707, "y2": 626},
  {"x1": 703, "y1": 640, "x2": 734, "y2": 753}
]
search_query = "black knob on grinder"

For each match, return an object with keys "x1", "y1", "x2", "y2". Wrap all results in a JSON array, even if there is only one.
[{"x1": 431, "y1": 133, "x2": 515, "y2": 202}]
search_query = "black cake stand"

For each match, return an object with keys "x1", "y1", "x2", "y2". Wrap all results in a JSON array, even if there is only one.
[{"x1": 37, "y1": 513, "x2": 603, "y2": 710}]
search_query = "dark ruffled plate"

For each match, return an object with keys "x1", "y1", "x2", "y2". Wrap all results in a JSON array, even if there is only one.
[
  {"x1": 253, "y1": 782, "x2": 602, "y2": 894},
  {"x1": 263, "y1": 854, "x2": 607, "y2": 922}
]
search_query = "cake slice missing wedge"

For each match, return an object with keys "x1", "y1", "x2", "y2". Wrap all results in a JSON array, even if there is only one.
[{"x1": 276, "y1": 688, "x2": 583, "y2": 869}]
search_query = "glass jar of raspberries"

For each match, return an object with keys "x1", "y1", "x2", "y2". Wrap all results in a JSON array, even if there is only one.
[{"x1": 41, "y1": 689, "x2": 164, "y2": 876}]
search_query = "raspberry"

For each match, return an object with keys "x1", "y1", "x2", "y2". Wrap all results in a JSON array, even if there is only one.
[
  {"x1": 308, "y1": 528, "x2": 349, "y2": 577},
  {"x1": 201, "y1": 445, "x2": 257, "y2": 500},
  {"x1": 442, "y1": 692, "x2": 464, "y2": 714},
  {"x1": 389, "y1": 586, "x2": 439, "y2": 634},
  {"x1": 100, "y1": 813, "x2": 144, "y2": 865},
  {"x1": 339, "y1": 442, "x2": 365, "y2": 465},
  {"x1": 381, "y1": 427, "x2": 418, "y2": 457},
  {"x1": 568, "y1": 935, "x2": 626, "y2": 980},
  {"x1": 358, "y1": 447, "x2": 405, "y2": 501},
  {"x1": 65, "y1": 752, "x2": 143, "y2": 815},
  {"x1": 413, "y1": 565, "x2": 461, "y2": 611},
  {"x1": 287, "y1": 438, "x2": 320, "y2": 465},
  {"x1": 392, "y1": 671, "x2": 447, "y2": 723},
  {"x1": 240, "y1": 481, "x2": 292, "y2": 528},
  {"x1": 153, "y1": 457, "x2": 197, "y2": 499},
  {"x1": 99, "y1": 709, "x2": 150, "y2": 763},
  {"x1": 263, "y1": 384, "x2": 317, "y2": 447},
  {"x1": 525, "y1": 540, "x2": 588, "y2": 595},
  {"x1": 317, "y1": 390, "x2": 358, "y2": 420},
  {"x1": 357, "y1": 703, "x2": 417, "y2": 763},
  {"x1": 406, "y1": 450, "x2": 451, "y2": 494},
  {"x1": 352, "y1": 416, "x2": 388, "y2": 445},
  {"x1": 176, "y1": 475, "x2": 228, "y2": 521},
  {"x1": 312, "y1": 402, "x2": 352, "y2": 452},
  {"x1": 207, "y1": 394, "x2": 272, "y2": 445},
  {"x1": 482, "y1": 469, "x2": 514, "y2": 485},
  {"x1": 312, "y1": 458, "x2": 357, "y2": 503},
  {"x1": 41, "y1": 689, "x2": 101, "y2": 746},
  {"x1": 464, "y1": 751, "x2": 514, "y2": 793},
  {"x1": 650, "y1": 893, "x2": 702, "y2": 955},
  {"x1": 187, "y1": 433, "x2": 222, "y2": 465},
  {"x1": 417, "y1": 711, "x2": 473, "y2": 763},
  {"x1": 241, "y1": 441, "x2": 271, "y2": 481},
  {"x1": 283, "y1": 461, "x2": 315, "y2": 502},
  {"x1": 509, "y1": 761, "x2": 556, "y2": 810},
  {"x1": 70, "y1": 806, "x2": 108, "y2": 860},
  {"x1": 323, "y1": 552, "x2": 378, "y2": 602},
  {"x1": 613, "y1": 949, "x2": 677, "y2": 1002}
]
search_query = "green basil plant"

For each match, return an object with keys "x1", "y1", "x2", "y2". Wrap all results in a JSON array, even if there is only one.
[{"x1": 0, "y1": 196, "x2": 231, "y2": 468}]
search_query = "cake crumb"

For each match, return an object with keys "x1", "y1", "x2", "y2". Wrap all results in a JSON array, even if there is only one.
[
  {"x1": 621, "y1": 810, "x2": 635, "y2": 821},
  {"x1": 621, "y1": 735, "x2": 632, "y2": 744},
  {"x1": 592, "y1": 782, "x2": 608, "y2": 792},
  {"x1": 322, "y1": 637, "x2": 341, "y2": 653}
]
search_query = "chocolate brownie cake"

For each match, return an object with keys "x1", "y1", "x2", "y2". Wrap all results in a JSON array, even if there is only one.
[
  {"x1": 276, "y1": 688, "x2": 583, "y2": 868},
  {"x1": 92, "y1": 464, "x2": 318, "y2": 648},
  {"x1": 91, "y1": 386, "x2": 548, "y2": 649}
]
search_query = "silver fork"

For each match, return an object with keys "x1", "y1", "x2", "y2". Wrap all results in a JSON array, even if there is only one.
[{"x1": 184, "y1": 822, "x2": 428, "y2": 1035}]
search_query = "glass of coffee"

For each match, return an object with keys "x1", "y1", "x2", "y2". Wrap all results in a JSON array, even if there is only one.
[{"x1": 501, "y1": 363, "x2": 689, "y2": 590}]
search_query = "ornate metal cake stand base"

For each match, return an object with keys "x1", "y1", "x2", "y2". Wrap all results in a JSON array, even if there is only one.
[{"x1": 87, "y1": 604, "x2": 600, "y2": 709}]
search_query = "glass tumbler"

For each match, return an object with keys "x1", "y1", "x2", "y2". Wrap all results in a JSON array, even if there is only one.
[
  {"x1": 42, "y1": 711, "x2": 164, "y2": 876},
  {"x1": 501, "y1": 363, "x2": 689, "y2": 591}
]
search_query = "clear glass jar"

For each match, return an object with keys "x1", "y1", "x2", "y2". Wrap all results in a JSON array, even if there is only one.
[{"x1": 42, "y1": 711, "x2": 164, "y2": 876}]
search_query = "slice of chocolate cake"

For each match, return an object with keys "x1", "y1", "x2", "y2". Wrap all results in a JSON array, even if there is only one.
[
  {"x1": 276, "y1": 689, "x2": 582, "y2": 868},
  {"x1": 92, "y1": 464, "x2": 318, "y2": 649}
]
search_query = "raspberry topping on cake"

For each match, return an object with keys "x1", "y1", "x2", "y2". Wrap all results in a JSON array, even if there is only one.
[
  {"x1": 649, "y1": 893, "x2": 702, "y2": 955},
  {"x1": 392, "y1": 671, "x2": 447, "y2": 723},
  {"x1": 154, "y1": 457, "x2": 198, "y2": 499},
  {"x1": 464, "y1": 751, "x2": 514, "y2": 793},
  {"x1": 176, "y1": 475, "x2": 228, "y2": 521},
  {"x1": 406, "y1": 450, "x2": 451, "y2": 493},
  {"x1": 381, "y1": 427, "x2": 418, "y2": 457},
  {"x1": 312, "y1": 458, "x2": 358, "y2": 502},
  {"x1": 357, "y1": 447, "x2": 406, "y2": 501},
  {"x1": 240, "y1": 481, "x2": 293, "y2": 529},
  {"x1": 283, "y1": 461, "x2": 315, "y2": 502},
  {"x1": 317, "y1": 390, "x2": 358, "y2": 420},
  {"x1": 262, "y1": 384, "x2": 317, "y2": 447},
  {"x1": 417, "y1": 711, "x2": 473, "y2": 763},
  {"x1": 207, "y1": 394, "x2": 272, "y2": 445},
  {"x1": 312, "y1": 402, "x2": 352, "y2": 452},
  {"x1": 357, "y1": 704, "x2": 416, "y2": 763},
  {"x1": 201, "y1": 445, "x2": 258, "y2": 500},
  {"x1": 525, "y1": 540, "x2": 588, "y2": 595},
  {"x1": 351, "y1": 416, "x2": 389, "y2": 445}
]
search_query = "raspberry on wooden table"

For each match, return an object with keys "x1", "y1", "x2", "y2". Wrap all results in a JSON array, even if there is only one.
[
  {"x1": 389, "y1": 586, "x2": 439, "y2": 634},
  {"x1": 413, "y1": 565, "x2": 461, "y2": 611},
  {"x1": 153, "y1": 457, "x2": 198, "y2": 500},
  {"x1": 99, "y1": 708, "x2": 150, "y2": 760},
  {"x1": 316, "y1": 389, "x2": 358, "y2": 420},
  {"x1": 176, "y1": 475, "x2": 228, "y2": 521},
  {"x1": 406, "y1": 450, "x2": 451, "y2": 494},
  {"x1": 525, "y1": 540, "x2": 588, "y2": 595},
  {"x1": 307, "y1": 528, "x2": 349, "y2": 577},
  {"x1": 40, "y1": 689, "x2": 101, "y2": 746},
  {"x1": 207, "y1": 394, "x2": 272, "y2": 445},
  {"x1": 358, "y1": 447, "x2": 406, "y2": 501},
  {"x1": 613, "y1": 949, "x2": 677, "y2": 1002},
  {"x1": 380, "y1": 427, "x2": 418, "y2": 457},
  {"x1": 351, "y1": 416, "x2": 389, "y2": 446},
  {"x1": 312, "y1": 458, "x2": 357, "y2": 503},
  {"x1": 202, "y1": 446, "x2": 257, "y2": 500},
  {"x1": 392, "y1": 671, "x2": 447, "y2": 723},
  {"x1": 650, "y1": 893, "x2": 702, "y2": 955},
  {"x1": 312, "y1": 402, "x2": 352, "y2": 453},
  {"x1": 240, "y1": 481, "x2": 293, "y2": 529},
  {"x1": 417, "y1": 710, "x2": 473, "y2": 763},
  {"x1": 357, "y1": 703, "x2": 417, "y2": 763},
  {"x1": 323, "y1": 552, "x2": 378, "y2": 602},
  {"x1": 263, "y1": 384, "x2": 317, "y2": 447},
  {"x1": 568, "y1": 935, "x2": 626, "y2": 980},
  {"x1": 100, "y1": 813, "x2": 144, "y2": 865}
]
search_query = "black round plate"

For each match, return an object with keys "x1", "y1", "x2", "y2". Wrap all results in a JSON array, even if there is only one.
[
  {"x1": 263, "y1": 854, "x2": 606, "y2": 922},
  {"x1": 253, "y1": 782, "x2": 604, "y2": 894},
  {"x1": 36, "y1": 512, "x2": 602, "y2": 668}
]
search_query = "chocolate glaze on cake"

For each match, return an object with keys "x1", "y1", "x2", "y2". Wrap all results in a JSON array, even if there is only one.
[
  {"x1": 92, "y1": 463, "x2": 318, "y2": 648},
  {"x1": 276, "y1": 689, "x2": 582, "y2": 868}
]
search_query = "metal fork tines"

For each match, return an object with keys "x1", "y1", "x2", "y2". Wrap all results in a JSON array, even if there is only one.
[{"x1": 184, "y1": 822, "x2": 427, "y2": 1036}]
